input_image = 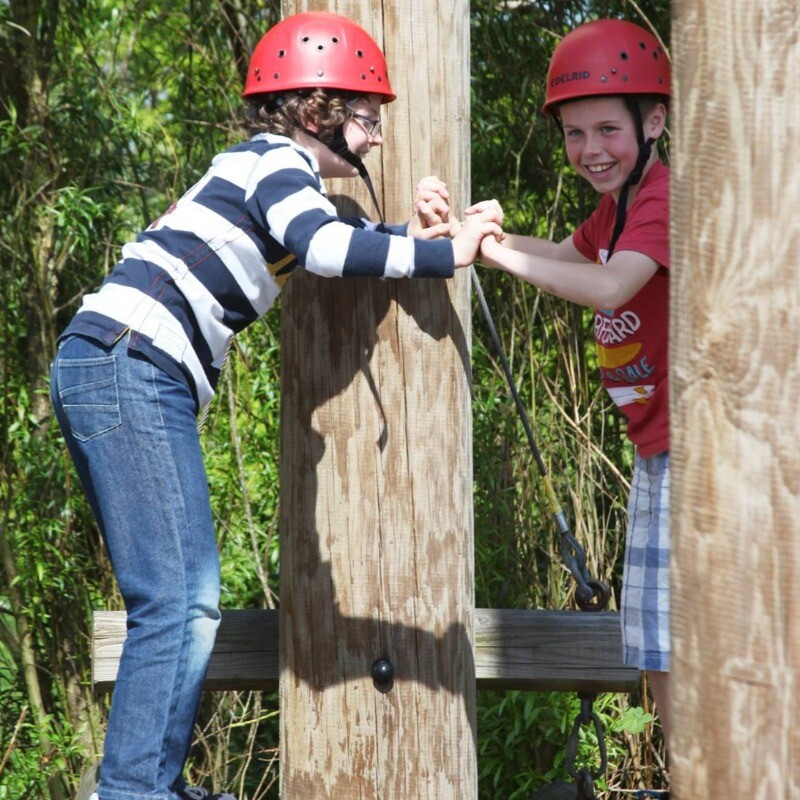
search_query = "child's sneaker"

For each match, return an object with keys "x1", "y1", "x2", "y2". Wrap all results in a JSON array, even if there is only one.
[
  {"x1": 179, "y1": 787, "x2": 237, "y2": 800},
  {"x1": 87, "y1": 787, "x2": 236, "y2": 800}
]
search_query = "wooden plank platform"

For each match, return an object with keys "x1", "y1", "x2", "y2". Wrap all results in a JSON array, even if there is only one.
[{"x1": 93, "y1": 608, "x2": 639, "y2": 694}]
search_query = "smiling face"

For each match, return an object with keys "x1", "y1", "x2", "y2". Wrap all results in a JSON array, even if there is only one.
[{"x1": 560, "y1": 95, "x2": 666, "y2": 200}]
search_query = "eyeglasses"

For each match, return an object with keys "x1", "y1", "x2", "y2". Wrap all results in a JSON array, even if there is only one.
[{"x1": 348, "y1": 111, "x2": 382, "y2": 138}]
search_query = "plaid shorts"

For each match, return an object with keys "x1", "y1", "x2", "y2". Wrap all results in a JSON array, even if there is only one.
[{"x1": 621, "y1": 451, "x2": 670, "y2": 672}]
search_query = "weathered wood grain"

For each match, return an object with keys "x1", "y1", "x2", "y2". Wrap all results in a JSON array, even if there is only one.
[
  {"x1": 671, "y1": 2, "x2": 800, "y2": 798},
  {"x1": 277, "y1": 1, "x2": 475, "y2": 796},
  {"x1": 473, "y1": 608, "x2": 638, "y2": 692},
  {"x1": 92, "y1": 608, "x2": 639, "y2": 694}
]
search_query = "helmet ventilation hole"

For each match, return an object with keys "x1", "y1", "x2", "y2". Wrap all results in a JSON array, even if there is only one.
[{"x1": 242, "y1": 14, "x2": 396, "y2": 100}]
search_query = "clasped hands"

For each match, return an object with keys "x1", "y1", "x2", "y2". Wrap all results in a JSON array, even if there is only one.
[{"x1": 407, "y1": 176, "x2": 505, "y2": 269}]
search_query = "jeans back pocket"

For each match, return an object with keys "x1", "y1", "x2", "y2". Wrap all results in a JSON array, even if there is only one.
[{"x1": 57, "y1": 353, "x2": 122, "y2": 442}]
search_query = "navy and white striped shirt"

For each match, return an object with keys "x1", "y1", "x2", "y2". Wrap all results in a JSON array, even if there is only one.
[{"x1": 62, "y1": 133, "x2": 455, "y2": 416}]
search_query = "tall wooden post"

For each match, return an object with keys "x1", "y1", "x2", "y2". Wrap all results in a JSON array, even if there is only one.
[
  {"x1": 278, "y1": 1, "x2": 475, "y2": 797},
  {"x1": 671, "y1": 2, "x2": 800, "y2": 796}
]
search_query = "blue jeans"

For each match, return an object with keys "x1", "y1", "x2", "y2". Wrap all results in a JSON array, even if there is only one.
[{"x1": 50, "y1": 335, "x2": 221, "y2": 800}]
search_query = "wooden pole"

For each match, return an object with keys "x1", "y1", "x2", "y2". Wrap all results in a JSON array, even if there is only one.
[
  {"x1": 278, "y1": 1, "x2": 474, "y2": 797},
  {"x1": 670, "y1": 2, "x2": 800, "y2": 796}
]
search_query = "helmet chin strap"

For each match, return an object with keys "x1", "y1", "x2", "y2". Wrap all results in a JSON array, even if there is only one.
[
  {"x1": 607, "y1": 98, "x2": 654, "y2": 259},
  {"x1": 312, "y1": 123, "x2": 386, "y2": 225}
]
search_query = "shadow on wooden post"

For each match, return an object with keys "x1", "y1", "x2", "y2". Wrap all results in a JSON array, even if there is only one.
[{"x1": 279, "y1": 244, "x2": 477, "y2": 797}]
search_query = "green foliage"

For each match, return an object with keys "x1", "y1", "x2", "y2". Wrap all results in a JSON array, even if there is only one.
[
  {"x1": 1, "y1": 1, "x2": 281, "y2": 796},
  {"x1": 478, "y1": 691, "x2": 654, "y2": 799},
  {"x1": 205, "y1": 324, "x2": 283, "y2": 611},
  {"x1": 1, "y1": 1, "x2": 669, "y2": 798}
]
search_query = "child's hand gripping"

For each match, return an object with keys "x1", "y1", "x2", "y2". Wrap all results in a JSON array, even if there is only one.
[
  {"x1": 407, "y1": 176, "x2": 458, "y2": 240},
  {"x1": 452, "y1": 200, "x2": 504, "y2": 268},
  {"x1": 465, "y1": 199, "x2": 506, "y2": 266}
]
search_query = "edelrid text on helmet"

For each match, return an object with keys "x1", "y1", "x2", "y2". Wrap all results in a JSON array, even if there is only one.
[
  {"x1": 549, "y1": 71, "x2": 591, "y2": 89},
  {"x1": 243, "y1": 11, "x2": 396, "y2": 102},
  {"x1": 543, "y1": 18, "x2": 669, "y2": 113}
]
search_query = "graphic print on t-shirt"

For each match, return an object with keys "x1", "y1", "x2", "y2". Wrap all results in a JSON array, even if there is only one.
[{"x1": 595, "y1": 248, "x2": 654, "y2": 409}]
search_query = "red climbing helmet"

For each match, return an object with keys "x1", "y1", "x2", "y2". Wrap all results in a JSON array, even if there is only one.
[
  {"x1": 243, "y1": 11, "x2": 396, "y2": 102},
  {"x1": 543, "y1": 19, "x2": 670, "y2": 113}
]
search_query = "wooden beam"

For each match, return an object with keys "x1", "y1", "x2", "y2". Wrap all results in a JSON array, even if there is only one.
[
  {"x1": 278, "y1": 1, "x2": 475, "y2": 797},
  {"x1": 92, "y1": 609, "x2": 639, "y2": 694},
  {"x1": 474, "y1": 608, "x2": 638, "y2": 692},
  {"x1": 671, "y1": 1, "x2": 800, "y2": 797}
]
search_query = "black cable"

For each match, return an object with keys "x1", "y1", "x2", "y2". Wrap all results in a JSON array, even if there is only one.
[
  {"x1": 470, "y1": 267, "x2": 548, "y2": 477},
  {"x1": 470, "y1": 266, "x2": 610, "y2": 611}
]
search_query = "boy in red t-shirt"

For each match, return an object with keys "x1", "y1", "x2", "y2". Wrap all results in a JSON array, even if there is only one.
[{"x1": 473, "y1": 18, "x2": 672, "y2": 754}]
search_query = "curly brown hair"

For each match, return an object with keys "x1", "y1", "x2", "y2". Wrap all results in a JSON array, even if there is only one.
[{"x1": 242, "y1": 88, "x2": 367, "y2": 143}]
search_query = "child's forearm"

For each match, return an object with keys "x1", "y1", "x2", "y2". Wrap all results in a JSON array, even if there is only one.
[
  {"x1": 480, "y1": 244, "x2": 556, "y2": 291},
  {"x1": 502, "y1": 233, "x2": 564, "y2": 260},
  {"x1": 481, "y1": 240, "x2": 632, "y2": 310}
]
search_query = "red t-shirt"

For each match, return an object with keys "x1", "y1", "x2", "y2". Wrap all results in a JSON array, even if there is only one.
[{"x1": 572, "y1": 160, "x2": 670, "y2": 456}]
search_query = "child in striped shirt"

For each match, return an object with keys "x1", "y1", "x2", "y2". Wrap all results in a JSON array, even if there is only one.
[{"x1": 51, "y1": 12, "x2": 500, "y2": 800}]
